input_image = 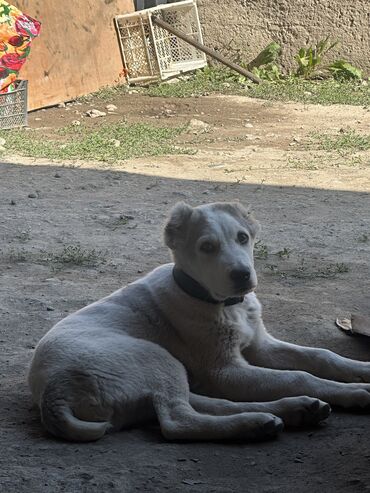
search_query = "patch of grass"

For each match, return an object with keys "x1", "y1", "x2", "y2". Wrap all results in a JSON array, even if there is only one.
[
  {"x1": 77, "y1": 84, "x2": 130, "y2": 102},
  {"x1": 0, "y1": 122, "x2": 192, "y2": 162},
  {"x1": 47, "y1": 245, "x2": 106, "y2": 267},
  {"x1": 284, "y1": 157, "x2": 321, "y2": 170},
  {"x1": 6, "y1": 247, "x2": 27, "y2": 263},
  {"x1": 1, "y1": 244, "x2": 107, "y2": 269},
  {"x1": 146, "y1": 67, "x2": 370, "y2": 106},
  {"x1": 290, "y1": 260, "x2": 350, "y2": 279},
  {"x1": 358, "y1": 233, "x2": 369, "y2": 243},
  {"x1": 308, "y1": 130, "x2": 370, "y2": 152},
  {"x1": 254, "y1": 240, "x2": 269, "y2": 259},
  {"x1": 275, "y1": 247, "x2": 292, "y2": 259},
  {"x1": 14, "y1": 229, "x2": 31, "y2": 243}
]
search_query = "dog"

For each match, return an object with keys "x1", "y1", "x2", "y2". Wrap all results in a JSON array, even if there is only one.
[{"x1": 28, "y1": 201, "x2": 370, "y2": 442}]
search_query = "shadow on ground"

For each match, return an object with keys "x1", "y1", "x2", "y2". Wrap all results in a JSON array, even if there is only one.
[{"x1": 1, "y1": 161, "x2": 370, "y2": 492}]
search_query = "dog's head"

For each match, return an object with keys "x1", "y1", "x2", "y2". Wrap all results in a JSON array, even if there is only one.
[{"x1": 164, "y1": 201, "x2": 260, "y2": 301}]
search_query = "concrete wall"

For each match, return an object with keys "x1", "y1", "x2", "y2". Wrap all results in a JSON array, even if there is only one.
[{"x1": 197, "y1": 0, "x2": 370, "y2": 76}]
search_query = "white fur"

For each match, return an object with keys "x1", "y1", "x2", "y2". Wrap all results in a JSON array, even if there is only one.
[{"x1": 28, "y1": 202, "x2": 370, "y2": 442}]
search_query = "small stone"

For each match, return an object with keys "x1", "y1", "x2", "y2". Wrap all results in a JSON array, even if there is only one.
[
  {"x1": 109, "y1": 139, "x2": 120, "y2": 147},
  {"x1": 71, "y1": 120, "x2": 81, "y2": 126},
  {"x1": 28, "y1": 193, "x2": 37, "y2": 198},
  {"x1": 54, "y1": 172, "x2": 61, "y2": 178},
  {"x1": 86, "y1": 109, "x2": 107, "y2": 118},
  {"x1": 244, "y1": 123, "x2": 254, "y2": 128},
  {"x1": 10, "y1": 199, "x2": 16, "y2": 205},
  {"x1": 304, "y1": 91, "x2": 312, "y2": 96},
  {"x1": 46, "y1": 306, "x2": 54, "y2": 311},
  {"x1": 35, "y1": 117, "x2": 42, "y2": 121},
  {"x1": 0, "y1": 137, "x2": 6, "y2": 146},
  {"x1": 293, "y1": 136, "x2": 301, "y2": 143},
  {"x1": 106, "y1": 104, "x2": 118, "y2": 112},
  {"x1": 188, "y1": 118, "x2": 210, "y2": 134},
  {"x1": 58, "y1": 102, "x2": 66, "y2": 108}
]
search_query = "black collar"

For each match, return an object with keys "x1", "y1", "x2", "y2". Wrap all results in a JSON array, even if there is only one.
[{"x1": 172, "y1": 266, "x2": 244, "y2": 306}]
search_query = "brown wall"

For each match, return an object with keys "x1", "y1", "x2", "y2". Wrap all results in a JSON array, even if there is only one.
[
  {"x1": 12, "y1": 0, "x2": 134, "y2": 110},
  {"x1": 197, "y1": 0, "x2": 370, "y2": 76}
]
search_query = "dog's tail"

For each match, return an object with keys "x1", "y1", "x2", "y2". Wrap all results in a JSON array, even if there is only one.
[{"x1": 40, "y1": 386, "x2": 111, "y2": 442}]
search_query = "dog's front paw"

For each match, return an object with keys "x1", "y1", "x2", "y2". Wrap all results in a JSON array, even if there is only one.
[
  {"x1": 275, "y1": 396, "x2": 331, "y2": 427},
  {"x1": 241, "y1": 413, "x2": 284, "y2": 441}
]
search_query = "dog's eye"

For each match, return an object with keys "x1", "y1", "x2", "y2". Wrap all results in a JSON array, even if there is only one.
[
  {"x1": 237, "y1": 232, "x2": 249, "y2": 245},
  {"x1": 200, "y1": 241, "x2": 216, "y2": 253}
]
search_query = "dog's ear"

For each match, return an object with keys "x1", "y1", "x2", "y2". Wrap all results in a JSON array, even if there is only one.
[
  {"x1": 233, "y1": 202, "x2": 261, "y2": 238},
  {"x1": 164, "y1": 202, "x2": 193, "y2": 250}
]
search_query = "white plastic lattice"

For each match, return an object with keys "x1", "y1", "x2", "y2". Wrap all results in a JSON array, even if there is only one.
[{"x1": 115, "y1": 0, "x2": 207, "y2": 83}]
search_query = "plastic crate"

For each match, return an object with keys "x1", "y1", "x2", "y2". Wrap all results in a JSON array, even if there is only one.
[
  {"x1": 0, "y1": 80, "x2": 28, "y2": 130},
  {"x1": 115, "y1": 0, "x2": 207, "y2": 83}
]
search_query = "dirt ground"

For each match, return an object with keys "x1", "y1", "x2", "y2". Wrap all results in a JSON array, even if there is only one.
[{"x1": 1, "y1": 93, "x2": 370, "y2": 492}]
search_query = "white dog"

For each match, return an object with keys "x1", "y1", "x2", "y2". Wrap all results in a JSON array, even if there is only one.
[{"x1": 28, "y1": 202, "x2": 370, "y2": 442}]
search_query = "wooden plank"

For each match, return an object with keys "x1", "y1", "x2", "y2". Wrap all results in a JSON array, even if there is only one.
[{"x1": 11, "y1": 0, "x2": 134, "y2": 110}]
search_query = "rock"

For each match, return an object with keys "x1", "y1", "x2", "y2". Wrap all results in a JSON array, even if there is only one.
[
  {"x1": 109, "y1": 139, "x2": 121, "y2": 147},
  {"x1": 58, "y1": 102, "x2": 66, "y2": 108},
  {"x1": 10, "y1": 199, "x2": 16, "y2": 205},
  {"x1": 0, "y1": 137, "x2": 6, "y2": 146},
  {"x1": 106, "y1": 104, "x2": 118, "y2": 112},
  {"x1": 244, "y1": 123, "x2": 254, "y2": 128},
  {"x1": 188, "y1": 118, "x2": 210, "y2": 134},
  {"x1": 54, "y1": 172, "x2": 61, "y2": 178},
  {"x1": 35, "y1": 117, "x2": 42, "y2": 121},
  {"x1": 28, "y1": 193, "x2": 37, "y2": 198},
  {"x1": 85, "y1": 109, "x2": 106, "y2": 118},
  {"x1": 46, "y1": 306, "x2": 54, "y2": 311},
  {"x1": 71, "y1": 120, "x2": 81, "y2": 126},
  {"x1": 304, "y1": 91, "x2": 312, "y2": 96}
]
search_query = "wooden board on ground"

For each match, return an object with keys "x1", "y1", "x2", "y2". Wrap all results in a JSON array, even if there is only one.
[{"x1": 12, "y1": 0, "x2": 134, "y2": 110}]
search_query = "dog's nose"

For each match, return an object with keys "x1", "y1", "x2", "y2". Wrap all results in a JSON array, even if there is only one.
[{"x1": 230, "y1": 268, "x2": 251, "y2": 283}]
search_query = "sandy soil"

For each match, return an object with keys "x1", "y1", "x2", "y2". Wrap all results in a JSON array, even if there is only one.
[{"x1": 1, "y1": 93, "x2": 370, "y2": 492}]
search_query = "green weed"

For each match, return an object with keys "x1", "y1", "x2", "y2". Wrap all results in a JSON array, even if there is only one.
[
  {"x1": 254, "y1": 240, "x2": 269, "y2": 259},
  {"x1": 308, "y1": 130, "x2": 370, "y2": 152},
  {"x1": 0, "y1": 122, "x2": 191, "y2": 162},
  {"x1": 47, "y1": 244, "x2": 106, "y2": 267},
  {"x1": 146, "y1": 68, "x2": 369, "y2": 106}
]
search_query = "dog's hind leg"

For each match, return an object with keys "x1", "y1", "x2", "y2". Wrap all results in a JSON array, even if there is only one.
[
  {"x1": 189, "y1": 393, "x2": 330, "y2": 428},
  {"x1": 154, "y1": 397, "x2": 283, "y2": 441},
  {"x1": 151, "y1": 357, "x2": 283, "y2": 441}
]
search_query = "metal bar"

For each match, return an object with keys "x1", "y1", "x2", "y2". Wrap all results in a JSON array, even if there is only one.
[{"x1": 152, "y1": 15, "x2": 262, "y2": 84}]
